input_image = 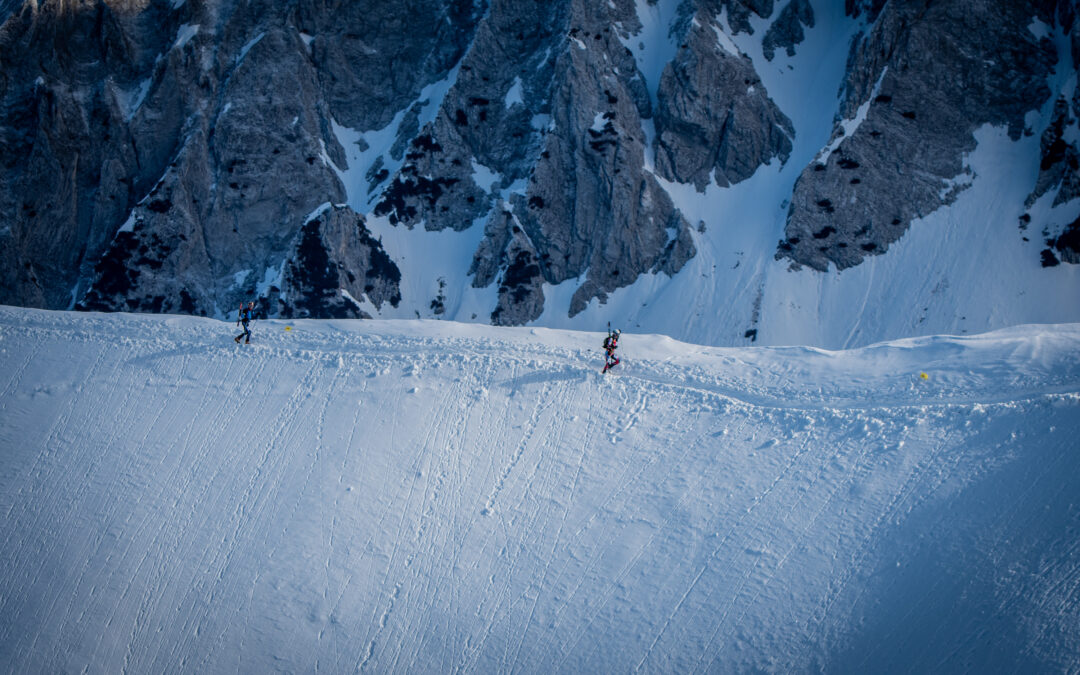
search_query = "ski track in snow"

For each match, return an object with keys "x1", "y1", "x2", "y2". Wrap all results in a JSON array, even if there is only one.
[{"x1": 1, "y1": 308, "x2": 1079, "y2": 672}]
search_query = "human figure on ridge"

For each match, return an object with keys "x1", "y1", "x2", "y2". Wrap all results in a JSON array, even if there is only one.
[
  {"x1": 602, "y1": 327, "x2": 621, "y2": 374},
  {"x1": 235, "y1": 301, "x2": 255, "y2": 344}
]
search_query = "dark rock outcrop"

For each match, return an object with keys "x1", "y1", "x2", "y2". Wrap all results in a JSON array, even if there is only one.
[
  {"x1": 371, "y1": 0, "x2": 698, "y2": 324},
  {"x1": 477, "y1": 209, "x2": 546, "y2": 326},
  {"x1": 777, "y1": 0, "x2": 1060, "y2": 271},
  {"x1": 653, "y1": 7, "x2": 794, "y2": 191},
  {"x1": 296, "y1": 0, "x2": 481, "y2": 132},
  {"x1": 505, "y1": 0, "x2": 697, "y2": 321},
  {"x1": 1044, "y1": 214, "x2": 1080, "y2": 265},
  {"x1": 2, "y1": 0, "x2": 475, "y2": 317},
  {"x1": 1027, "y1": 3, "x2": 1080, "y2": 212},
  {"x1": 0, "y1": 1, "x2": 178, "y2": 309},
  {"x1": 272, "y1": 205, "x2": 401, "y2": 319},
  {"x1": 762, "y1": 0, "x2": 814, "y2": 61}
]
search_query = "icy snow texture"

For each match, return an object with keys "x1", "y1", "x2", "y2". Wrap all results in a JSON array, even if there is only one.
[{"x1": 1, "y1": 308, "x2": 1078, "y2": 672}]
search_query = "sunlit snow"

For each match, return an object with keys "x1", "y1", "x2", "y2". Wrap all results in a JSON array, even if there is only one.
[{"x1": 1, "y1": 309, "x2": 1078, "y2": 671}]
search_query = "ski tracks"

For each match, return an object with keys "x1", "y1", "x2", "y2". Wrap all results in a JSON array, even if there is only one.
[
  {"x1": 185, "y1": 353, "x2": 321, "y2": 672},
  {"x1": 481, "y1": 368, "x2": 558, "y2": 517},
  {"x1": 457, "y1": 366, "x2": 563, "y2": 671},
  {"x1": 115, "y1": 347, "x2": 251, "y2": 673},
  {"x1": 553, "y1": 388, "x2": 724, "y2": 671},
  {"x1": 4, "y1": 312, "x2": 1078, "y2": 672},
  {"x1": 1, "y1": 339, "x2": 117, "y2": 663},
  {"x1": 502, "y1": 377, "x2": 585, "y2": 670},
  {"x1": 358, "y1": 359, "x2": 470, "y2": 671}
]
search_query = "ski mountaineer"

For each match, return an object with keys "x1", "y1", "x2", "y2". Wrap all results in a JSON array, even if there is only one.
[
  {"x1": 602, "y1": 327, "x2": 621, "y2": 374},
  {"x1": 235, "y1": 301, "x2": 255, "y2": 344}
]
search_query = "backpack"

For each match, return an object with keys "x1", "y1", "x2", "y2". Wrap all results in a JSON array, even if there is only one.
[{"x1": 603, "y1": 336, "x2": 611, "y2": 350}]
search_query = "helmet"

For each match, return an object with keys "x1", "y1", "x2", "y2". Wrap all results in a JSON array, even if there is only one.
[{"x1": 614, "y1": 328, "x2": 621, "y2": 336}]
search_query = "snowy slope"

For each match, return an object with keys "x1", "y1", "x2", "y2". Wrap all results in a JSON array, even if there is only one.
[{"x1": 1, "y1": 307, "x2": 1079, "y2": 672}]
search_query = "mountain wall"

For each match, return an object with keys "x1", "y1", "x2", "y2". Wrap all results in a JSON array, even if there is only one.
[{"x1": 1, "y1": 0, "x2": 1078, "y2": 345}]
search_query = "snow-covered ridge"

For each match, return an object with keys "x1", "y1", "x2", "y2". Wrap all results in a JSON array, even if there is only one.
[{"x1": 2, "y1": 308, "x2": 1078, "y2": 672}]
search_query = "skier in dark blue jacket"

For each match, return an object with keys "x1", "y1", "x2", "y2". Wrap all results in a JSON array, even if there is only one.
[{"x1": 235, "y1": 301, "x2": 255, "y2": 344}]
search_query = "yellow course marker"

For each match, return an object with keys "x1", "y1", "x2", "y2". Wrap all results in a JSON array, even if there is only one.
[
  {"x1": 285, "y1": 326, "x2": 292, "y2": 332},
  {"x1": 919, "y1": 372, "x2": 929, "y2": 380}
]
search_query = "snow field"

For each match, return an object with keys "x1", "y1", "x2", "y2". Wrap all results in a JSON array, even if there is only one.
[{"x1": 0, "y1": 308, "x2": 1078, "y2": 672}]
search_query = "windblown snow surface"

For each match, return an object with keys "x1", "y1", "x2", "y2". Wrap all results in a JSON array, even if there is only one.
[{"x1": 1, "y1": 307, "x2": 1079, "y2": 672}]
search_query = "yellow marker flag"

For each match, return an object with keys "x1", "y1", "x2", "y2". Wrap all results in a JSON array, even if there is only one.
[
  {"x1": 285, "y1": 326, "x2": 292, "y2": 331},
  {"x1": 920, "y1": 372, "x2": 929, "y2": 380}
]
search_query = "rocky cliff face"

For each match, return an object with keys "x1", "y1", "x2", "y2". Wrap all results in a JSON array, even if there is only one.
[
  {"x1": 1, "y1": 0, "x2": 475, "y2": 317},
  {"x1": 1, "y1": 0, "x2": 1077, "y2": 334},
  {"x1": 653, "y1": 1, "x2": 794, "y2": 191},
  {"x1": 777, "y1": 0, "x2": 1066, "y2": 271},
  {"x1": 368, "y1": 0, "x2": 698, "y2": 324}
]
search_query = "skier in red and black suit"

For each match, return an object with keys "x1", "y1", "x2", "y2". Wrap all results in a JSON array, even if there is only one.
[{"x1": 602, "y1": 328, "x2": 621, "y2": 374}]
